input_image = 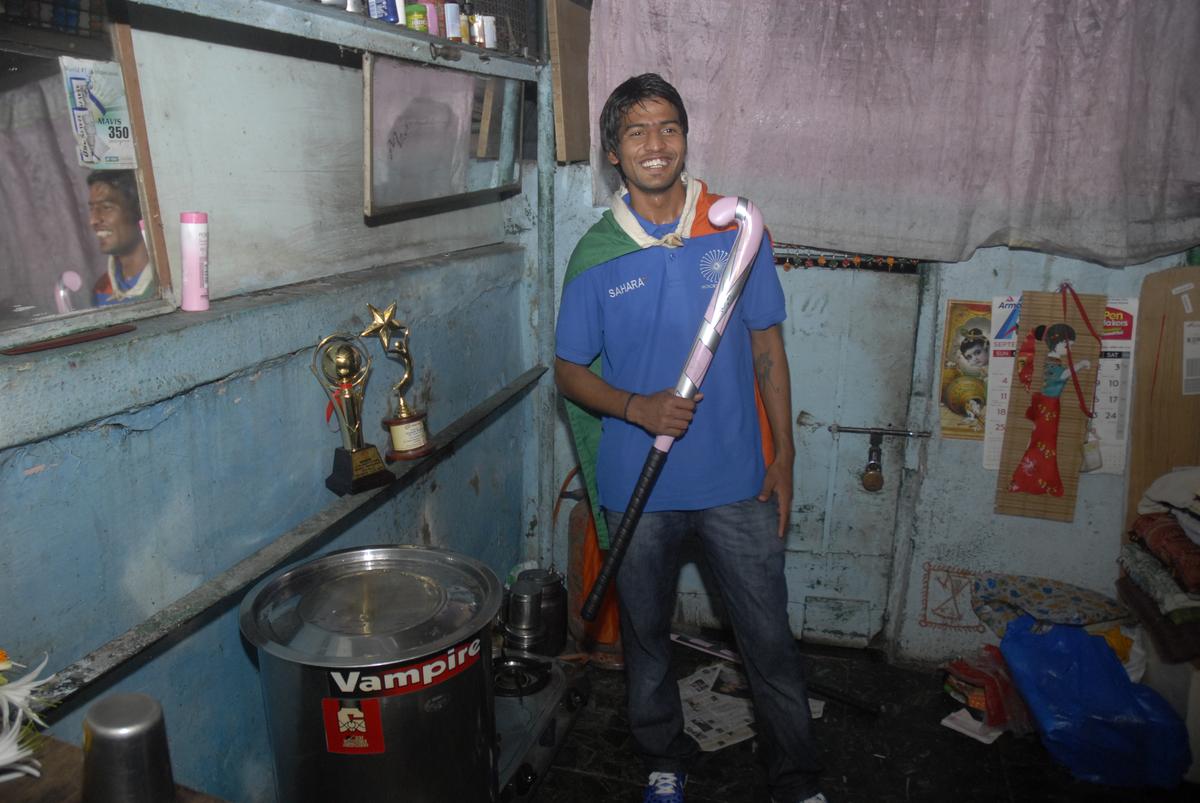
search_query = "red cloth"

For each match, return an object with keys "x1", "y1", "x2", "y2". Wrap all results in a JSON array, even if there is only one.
[
  {"x1": 1015, "y1": 329, "x2": 1037, "y2": 390},
  {"x1": 946, "y1": 645, "x2": 1033, "y2": 733},
  {"x1": 1131, "y1": 513, "x2": 1200, "y2": 592},
  {"x1": 1009, "y1": 393, "x2": 1064, "y2": 496}
]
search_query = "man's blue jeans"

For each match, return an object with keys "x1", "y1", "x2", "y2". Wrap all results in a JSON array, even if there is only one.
[{"x1": 606, "y1": 497, "x2": 824, "y2": 800}]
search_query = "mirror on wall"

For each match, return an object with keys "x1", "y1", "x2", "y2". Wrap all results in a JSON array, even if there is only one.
[
  {"x1": 363, "y1": 52, "x2": 524, "y2": 219},
  {"x1": 0, "y1": 11, "x2": 167, "y2": 347}
]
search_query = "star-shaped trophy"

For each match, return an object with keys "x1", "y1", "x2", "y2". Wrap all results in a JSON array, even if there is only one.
[
  {"x1": 362, "y1": 303, "x2": 432, "y2": 461},
  {"x1": 311, "y1": 332, "x2": 393, "y2": 495}
]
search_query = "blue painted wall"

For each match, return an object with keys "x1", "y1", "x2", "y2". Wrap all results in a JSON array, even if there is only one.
[{"x1": 1, "y1": 245, "x2": 542, "y2": 801}]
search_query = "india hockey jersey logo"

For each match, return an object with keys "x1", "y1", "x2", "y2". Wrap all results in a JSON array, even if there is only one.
[{"x1": 700, "y1": 249, "x2": 729, "y2": 285}]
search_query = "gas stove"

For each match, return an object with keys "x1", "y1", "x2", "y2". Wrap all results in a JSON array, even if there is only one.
[{"x1": 494, "y1": 653, "x2": 589, "y2": 801}]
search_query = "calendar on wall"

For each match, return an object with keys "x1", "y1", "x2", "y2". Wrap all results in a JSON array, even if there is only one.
[
  {"x1": 1092, "y1": 298, "x2": 1138, "y2": 474},
  {"x1": 983, "y1": 296, "x2": 1020, "y2": 470}
]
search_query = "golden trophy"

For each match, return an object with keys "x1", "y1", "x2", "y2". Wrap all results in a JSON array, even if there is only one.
[
  {"x1": 311, "y1": 333, "x2": 393, "y2": 495},
  {"x1": 362, "y1": 303, "x2": 432, "y2": 461}
]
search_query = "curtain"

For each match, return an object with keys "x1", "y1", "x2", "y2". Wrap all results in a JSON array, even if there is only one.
[
  {"x1": 588, "y1": 0, "x2": 1200, "y2": 266},
  {"x1": 0, "y1": 72, "x2": 100, "y2": 318}
]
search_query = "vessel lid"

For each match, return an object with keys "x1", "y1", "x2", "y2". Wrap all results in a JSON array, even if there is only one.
[
  {"x1": 239, "y1": 545, "x2": 502, "y2": 668},
  {"x1": 517, "y1": 567, "x2": 563, "y2": 588}
]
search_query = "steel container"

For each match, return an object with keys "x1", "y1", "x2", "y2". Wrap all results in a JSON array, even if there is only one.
[
  {"x1": 502, "y1": 578, "x2": 546, "y2": 654},
  {"x1": 81, "y1": 693, "x2": 175, "y2": 803},
  {"x1": 240, "y1": 545, "x2": 503, "y2": 802},
  {"x1": 516, "y1": 567, "x2": 568, "y2": 656}
]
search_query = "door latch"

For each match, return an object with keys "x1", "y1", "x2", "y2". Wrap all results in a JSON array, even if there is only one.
[{"x1": 828, "y1": 425, "x2": 932, "y2": 492}]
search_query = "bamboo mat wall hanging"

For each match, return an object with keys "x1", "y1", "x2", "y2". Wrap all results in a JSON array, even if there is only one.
[{"x1": 994, "y1": 287, "x2": 1106, "y2": 522}]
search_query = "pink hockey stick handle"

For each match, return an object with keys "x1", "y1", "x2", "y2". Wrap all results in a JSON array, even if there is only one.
[{"x1": 652, "y1": 197, "x2": 764, "y2": 453}]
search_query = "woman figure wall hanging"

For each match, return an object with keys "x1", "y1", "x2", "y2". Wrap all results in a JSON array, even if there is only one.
[
  {"x1": 994, "y1": 284, "x2": 1105, "y2": 522},
  {"x1": 1008, "y1": 323, "x2": 1090, "y2": 496}
]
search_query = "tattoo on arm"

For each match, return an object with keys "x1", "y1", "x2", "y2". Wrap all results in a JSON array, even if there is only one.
[{"x1": 755, "y1": 350, "x2": 778, "y2": 393}]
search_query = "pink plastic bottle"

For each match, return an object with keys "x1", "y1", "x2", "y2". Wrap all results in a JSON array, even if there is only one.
[{"x1": 180, "y1": 212, "x2": 209, "y2": 312}]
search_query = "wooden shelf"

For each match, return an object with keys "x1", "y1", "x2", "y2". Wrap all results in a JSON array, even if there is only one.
[
  {"x1": 125, "y1": 0, "x2": 539, "y2": 81},
  {"x1": 4, "y1": 737, "x2": 225, "y2": 802}
]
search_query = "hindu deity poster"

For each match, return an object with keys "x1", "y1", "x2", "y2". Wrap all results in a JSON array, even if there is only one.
[{"x1": 938, "y1": 300, "x2": 992, "y2": 440}]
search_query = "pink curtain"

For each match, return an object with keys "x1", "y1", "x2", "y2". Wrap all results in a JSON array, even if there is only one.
[{"x1": 588, "y1": 0, "x2": 1200, "y2": 266}]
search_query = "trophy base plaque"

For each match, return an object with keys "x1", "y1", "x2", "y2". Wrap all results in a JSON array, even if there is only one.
[
  {"x1": 325, "y1": 446, "x2": 393, "y2": 495},
  {"x1": 384, "y1": 411, "x2": 433, "y2": 461}
]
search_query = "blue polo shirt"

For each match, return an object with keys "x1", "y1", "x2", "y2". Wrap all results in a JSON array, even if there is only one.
[{"x1": 556, "y1": 205, "x2": 786, "y2": 512}]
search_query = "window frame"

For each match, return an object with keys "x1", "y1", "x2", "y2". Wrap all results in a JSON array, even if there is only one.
[{"x1": 0, "y1": 18, "x2": 174, "y2": 352}]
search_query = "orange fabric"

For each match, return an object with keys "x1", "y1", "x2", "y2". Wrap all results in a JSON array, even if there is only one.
[
  {"x1": 755, "y1": 380, "x2": 775, "y2": 467},
  {"x1": 689, "y1": 184, "x2": 734, "y2": 237},
  {"x1": 690, "y1": 182, "x2": 776, "y2": 247},
  {"x1": 581, "y1": 508, "x2": 622, "y2": 645}
]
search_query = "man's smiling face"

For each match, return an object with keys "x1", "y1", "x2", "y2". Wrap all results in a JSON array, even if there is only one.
[
  {"x1": 88, "y1": 181, "x2": 140, "y2": 257},
  {"x1": 607, "y1": 96, "x2": 687, "y2": 198}
]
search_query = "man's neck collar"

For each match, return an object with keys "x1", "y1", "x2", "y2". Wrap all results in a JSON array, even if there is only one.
[
  {"x1": 625, "y1": 181, "x2": 687, "y2": 225},
  {"x1": 115, "y1": 244, "x2": 150, "y2": 282}
]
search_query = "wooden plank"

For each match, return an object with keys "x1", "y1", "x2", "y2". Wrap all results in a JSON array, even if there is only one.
[
  {"x1": 4, "y1": 737, "x2": 224, "y2": 802},
  {"x1": 1123, "y1": 265, "x2": 1200, "y2": 533},
  {"x1": 476, "y1": 77, "x2": 501, "y2": 159},
  {"x1": 547, "y1": 0, "x2": 591, "y2": 163},
  {"x1": 111, "y1": 22, "x2": 172, "y2": 299}
]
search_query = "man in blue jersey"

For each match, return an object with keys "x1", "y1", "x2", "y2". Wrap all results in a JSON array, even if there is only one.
[
  {"x1": 88, "y1": 170, "x2": 156, "y2": 307},
  {"x1": 555, "y1": 74, "x2": 826, "y2": 803}
]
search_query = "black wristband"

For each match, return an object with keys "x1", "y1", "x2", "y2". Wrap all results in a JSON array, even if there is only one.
[{"x1": 623, "y1": 392, "x2": 636, "y2": 422}]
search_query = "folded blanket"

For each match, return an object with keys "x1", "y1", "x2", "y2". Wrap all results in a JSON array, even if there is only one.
[
  {"x1": 1130, "y1": 513, "x2": 1200, "y2": 592},
  {"x1": 1118, "y1": 543, "x2": 1200, "y2": 624},
  {"x1": 1116, "y1": 576, "x2": 1200, "y2": 664},
  {"x1": 1137, "y1": 466, "x2": 1200, "y2": 513}
]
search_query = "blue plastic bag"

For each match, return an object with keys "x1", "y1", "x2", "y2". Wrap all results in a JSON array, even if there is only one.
[{"x1": 999, "y1": 614, "x2": 1190, "y2": 788}]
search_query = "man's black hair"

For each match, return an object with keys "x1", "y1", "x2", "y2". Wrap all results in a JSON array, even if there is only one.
[
  {"x1": 86, "y1": 169, "x2": 141, "y2": 219},
  {"x1": 599, "y1": 73, "x2": 688, "y2": 164}
]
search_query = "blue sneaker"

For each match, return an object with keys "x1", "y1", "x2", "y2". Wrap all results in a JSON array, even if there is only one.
[{"x1": 644, "y1": 771, "x2": 686, "y2": 802}]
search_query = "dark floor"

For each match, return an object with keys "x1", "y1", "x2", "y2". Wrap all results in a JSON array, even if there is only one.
[{"x1": 537, "y1": 634, "x2": 1198, "y2": 803}]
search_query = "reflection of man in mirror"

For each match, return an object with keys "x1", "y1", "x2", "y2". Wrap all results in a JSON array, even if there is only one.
[{"x1": 87, "y1": 170, "x2": 156, "y2": 306}]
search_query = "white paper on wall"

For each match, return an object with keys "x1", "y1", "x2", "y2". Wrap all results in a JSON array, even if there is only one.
[
  {"x1": 58, "y1": 56, "x2": 136, "y2": 169},
  {"x1": 1091, "y1": 299, "x2": 1138, "y2": 473},
  {"x1": 983, "y1": 296, "x2": 1020, "y2": 470},
  {"x1": 1184, "y1": 321, "x2": 1200, "y2": 396}
]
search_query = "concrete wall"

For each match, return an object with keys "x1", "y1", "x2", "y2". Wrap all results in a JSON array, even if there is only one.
[
  {"x1": 0, "y1": 245, "x2": 540, "y2": 801},
  {"x1": 548, "y1": 165, "x2": 603, "y2": 570},
  {"x1": 131, "y1": 28, "x2": 509, "y2": 303},
  {"x1": 887, "y1": 247, "x2": 1187, "y2": 664},
  {"x1": 0, "y1": 19, "x2": 547, "y2": 803}
]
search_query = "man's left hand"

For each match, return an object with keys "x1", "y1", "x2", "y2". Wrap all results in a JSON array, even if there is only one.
[{"x1": 757, "y1": 459, "x2": 793, "y2": 539}]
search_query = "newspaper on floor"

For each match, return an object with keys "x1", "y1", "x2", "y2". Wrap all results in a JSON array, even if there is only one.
[
  {"x1": 679, "y1": 663, "x2": 825, "y2": 752},
  {"x1": 940, "y1": 707, "x2": 1004, "y2": 744}
]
